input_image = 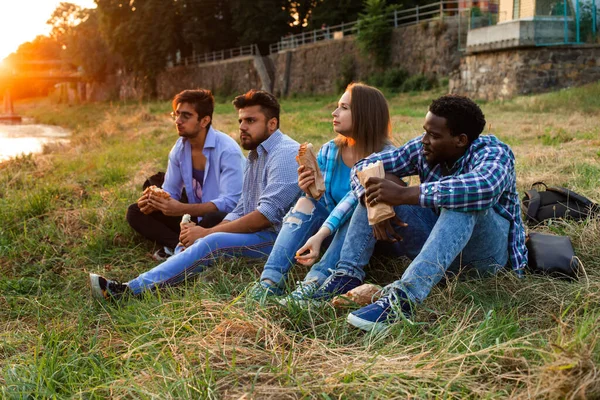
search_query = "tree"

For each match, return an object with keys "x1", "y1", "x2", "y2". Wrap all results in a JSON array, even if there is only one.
[
  {"x1": 306, "y1": 0, "x2": 365, "y2": 29},
  {"x1": 64, "y1": 9, "x2": 118, "y2": 82},
  {"x1": 96, "y1": 0, "x2": 180, "y2": 97},
  {"x1": 227, "y1": 0, "x2": 294, "y2": 54},
  {"x1": 178, "y1": 0, "x2": 237, "y2": 56},
  {"x1": 47, "y1": 2, "x2": 86, "y2": 46},
  {"x1": 356, "y1": 0, "x2": 394, "y2": 68}
]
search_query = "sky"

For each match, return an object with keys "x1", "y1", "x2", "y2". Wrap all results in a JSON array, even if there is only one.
[{"x1": 0, "y1": 0, "x2": 97, "y2": 62}]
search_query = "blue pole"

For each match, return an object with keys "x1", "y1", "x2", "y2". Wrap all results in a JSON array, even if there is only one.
[
  {"x1": 593, "y1": 0, "x2": 597, "y2": 39},
  {"x1": 564, "y1": 0, "x2": 568, "y2": 43},
  {"x1": 575, "y1": 0, "x2": 580, "y2": 43}
]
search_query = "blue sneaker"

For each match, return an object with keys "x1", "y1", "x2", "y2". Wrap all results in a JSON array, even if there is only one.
[
  {"x1": 347, "y1": 287, "x2": 413, "y2": 332},
  {"x1": 249, "y1": 280, "x2": 284, "y2": 303},
  {"x1": 278, "y1": 279, "x2": 320, "y2": 306},
  {"x1": 309, "y1": 270, "x2": 362, "y2": 303}
]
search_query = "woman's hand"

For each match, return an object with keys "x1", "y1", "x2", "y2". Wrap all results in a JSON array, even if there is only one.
[
  {"x1": 295, "y1": 227, "x2": 330, "y2": 267},
  {"x1": 297, "y1": 165, "x2": 316, "y2": 197}
]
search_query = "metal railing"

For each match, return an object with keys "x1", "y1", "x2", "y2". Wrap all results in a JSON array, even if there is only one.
[
  {"x1": 269, "y1": 0, "x2": 471, "y2": 54},
  {"x1": 170, "y1": 44, "x2": 260, "y2": 68}
]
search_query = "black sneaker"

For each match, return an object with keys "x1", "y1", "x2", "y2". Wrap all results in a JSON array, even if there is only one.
[
  {"x1": 152, "y1": 246, "x2": 174, "y2": 261},
  {"x1": 89, "y1": 273, "x2": 129, "y2": 301}
]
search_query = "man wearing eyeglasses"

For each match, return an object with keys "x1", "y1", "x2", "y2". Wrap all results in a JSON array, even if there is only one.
[
  {"x1": 126, "y1": 89, "x2": 245, "y2": 260},
  {"x1": 91, "y1": 89, "x2": 302, "y2": 301}
]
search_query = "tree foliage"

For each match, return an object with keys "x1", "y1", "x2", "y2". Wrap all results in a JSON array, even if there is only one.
[
  {"x1": 227, "y1": 0, "x2": 294, "y2": 53},
  {"x1": 307, "y1": 0, "x2": 365, "y2": 29},
  {"x1": 356, "y1": 0, "x2": 394, "y2": 68},
  {"x1": 96, "y1": 0, "x2": 180, "y2": 97}
]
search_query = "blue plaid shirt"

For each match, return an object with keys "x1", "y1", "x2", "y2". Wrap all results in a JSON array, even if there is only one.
[
  {"x1": 351, "y1": 134, "x2": 527, "y2": 275},
  {"x1": 224, "y1": 130, "x2": 301, "y2": 233},
  {"x1": 317, "y1": 140, "x2": 395, "y2": 234}
]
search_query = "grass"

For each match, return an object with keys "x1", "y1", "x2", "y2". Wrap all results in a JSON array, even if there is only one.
[{"x1": 1, "y1": 83, "x2": 600, "y2": 398}]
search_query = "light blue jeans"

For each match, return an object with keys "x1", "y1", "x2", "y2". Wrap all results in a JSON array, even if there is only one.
[
  {"x1": 335, "y1": 203, "x2": 510, "y2": 304},
  {"x1": 260, "y1": 197, "x2": 349, "y2": 288},
  {"x1": 127, "y1": 230, "x2": 278, "y2": 295}
]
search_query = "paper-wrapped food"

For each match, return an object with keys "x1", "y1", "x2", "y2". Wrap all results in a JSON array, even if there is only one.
[
  {"x1": 356, "y1": 160, "x2": 395, "y2": 225},
  {"x1": 331, "y1": 283, "x2": 383, "y2": 308},
  {"x1": 177, "y1": 214, "x2": 196, "y2": 249},
  {"x1": 137, "y1": 185, "x2": 171, "y2": 214},
  {"x1": 295, "y1": 142, "x2": 325, "y2": 200}
]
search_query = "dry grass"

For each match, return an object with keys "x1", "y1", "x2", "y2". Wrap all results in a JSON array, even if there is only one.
[{"x1": 1, "y1": 86, "x2": 600, "y2": 398}]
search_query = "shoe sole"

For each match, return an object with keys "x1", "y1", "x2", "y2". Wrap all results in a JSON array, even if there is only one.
[
  {"x1": 89, "y1": 273, "x2": 108, "y2": 301},
  {"x1": 347, "y1": 313, "x2": 389, "y2": 333}
]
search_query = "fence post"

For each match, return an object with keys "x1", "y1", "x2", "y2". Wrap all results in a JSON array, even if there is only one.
[
  {"x1": 440, "y1": 1, "x2": 444, "y2": 20},
  {"x1": 416, "y1": 4, "x2": 420, "y2": 23},
  {"x1": 394, "y1": 9, "x2": 398, "y2": 27}
]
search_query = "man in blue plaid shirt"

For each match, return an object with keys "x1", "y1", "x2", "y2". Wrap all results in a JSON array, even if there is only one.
[{"x1": 311, "y1": 95, "x2": 527, "y2": 332}]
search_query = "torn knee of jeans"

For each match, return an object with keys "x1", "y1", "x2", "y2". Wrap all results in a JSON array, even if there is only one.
[
  {"x1": 291, "y1": 197, "x2": 315, "y2": 215},
  {"x1": 285, "y1": 216, "x2": 302, "y2": 225}
]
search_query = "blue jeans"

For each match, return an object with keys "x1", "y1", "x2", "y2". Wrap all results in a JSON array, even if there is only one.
[
  {"x1": 127, "y1": 230, "x2": 278, "y2": 295},
  {"x1": 260, "y1": 197, "x2": 349, "y2": 287},
  {"x1": 336, "y1": 203, "x2": 510, "y2": 303}
]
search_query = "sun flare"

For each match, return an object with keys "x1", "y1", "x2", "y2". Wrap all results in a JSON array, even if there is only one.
[{"x1": 0, "y1": 0, "x2": 96, "y2": 61}]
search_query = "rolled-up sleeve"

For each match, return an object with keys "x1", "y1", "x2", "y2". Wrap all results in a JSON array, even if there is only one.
[
  {"x1": 161, "y1": 142, "x2": 183, "y2": 201},
  {"x1": 210, "y1": 147, "x2": 245, "y2": 213}
]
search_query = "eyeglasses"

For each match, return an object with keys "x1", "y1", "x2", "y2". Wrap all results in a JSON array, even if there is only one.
[{"x1": 170, "y1": 111, "x2": 196, "y2": 122}]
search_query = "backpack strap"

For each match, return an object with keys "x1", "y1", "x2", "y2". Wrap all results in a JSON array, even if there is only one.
[
  {"x1": 546, "y1": 186, "x2": 596, "y2": 209},
  {"x1": 523, "y1": 189, "x2": 542, "y2": 223}
]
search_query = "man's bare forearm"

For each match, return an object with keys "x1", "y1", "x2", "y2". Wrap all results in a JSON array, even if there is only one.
[{"x1": 210, "y1": 211, "x2": 272, "y2": 234}]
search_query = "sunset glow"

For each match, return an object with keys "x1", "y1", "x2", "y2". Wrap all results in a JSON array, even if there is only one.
[{"x1": 0, "y1": 0, "x2": 96, "y2": 61}]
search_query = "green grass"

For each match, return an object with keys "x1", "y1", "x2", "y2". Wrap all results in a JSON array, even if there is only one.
[{"x1": 1, "y1": 82, "x2": 600, "y2": 398}]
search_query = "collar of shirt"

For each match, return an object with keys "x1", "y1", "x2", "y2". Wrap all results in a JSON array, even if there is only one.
[{"x1": 249, "y1": 129, "x2": 283, "y2": 161}]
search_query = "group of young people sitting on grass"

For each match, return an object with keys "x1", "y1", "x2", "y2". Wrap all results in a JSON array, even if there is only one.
[{"x1": 90, "y1": 84, "x2": 527, "y2": 333}]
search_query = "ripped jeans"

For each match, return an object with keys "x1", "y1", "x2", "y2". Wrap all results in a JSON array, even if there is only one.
[{"x1": 260, "y1": 196, "x2": 349, "y2": 288}]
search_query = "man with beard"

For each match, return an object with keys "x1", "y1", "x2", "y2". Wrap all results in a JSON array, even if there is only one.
[
  {"x1": 306, "y1": 95, "x2": 527, "y2": 332},
  {"x1": 90, "y1": 90, "x2": 301, "y2": 300},
  {"x1": 126, "y1": 89, "x2": 244, "y2": 260}
]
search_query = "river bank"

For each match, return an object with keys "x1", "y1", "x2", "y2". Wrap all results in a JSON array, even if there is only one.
[{"x1": 0, "y1": 120, "x2": 70, "y2": 162}]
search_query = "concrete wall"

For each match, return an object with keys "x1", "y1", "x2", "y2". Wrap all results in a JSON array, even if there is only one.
[{"x1": 450, "y1": 44, "x2": 600, "y2": 100}]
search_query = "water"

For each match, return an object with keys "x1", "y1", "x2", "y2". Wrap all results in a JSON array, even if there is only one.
[{"x1": 0, "y1": 120, "x2": 70, "y2": 162}]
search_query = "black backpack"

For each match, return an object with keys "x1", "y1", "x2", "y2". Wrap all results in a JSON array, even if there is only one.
[{"x1": 522, "y1": 182, "x2": 599, "y2": 225}]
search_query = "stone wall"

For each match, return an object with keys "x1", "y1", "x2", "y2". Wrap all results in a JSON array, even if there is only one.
[
  {"x1": 150, "y1": 19, "x2": 461, "y2": 99},
  {"x1": 450, "y1": 45, "x2": 600, "y2": 101},
  {"x1": 156, "y1": 56, "x2": 263, "y2": 100},
  {"x1": 270, "y1": 19, "x2": 461, "y2": 96}
]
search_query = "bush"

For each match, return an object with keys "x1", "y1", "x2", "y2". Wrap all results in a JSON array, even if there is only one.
[
  {"x1": 400, "y1": 74, "x2": 437, "y2": 92},
  {"x1": 335, "y1": 55, "x2": 356, "y2": 93},
  {"x1": 383, "y1": 68, "x2": 409, "y2": 92}
]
